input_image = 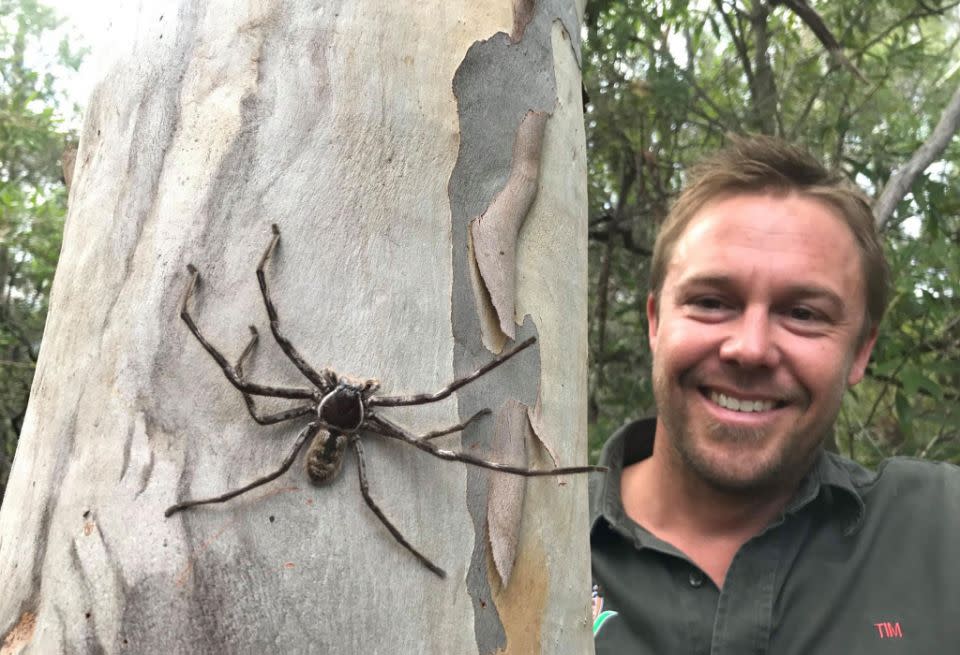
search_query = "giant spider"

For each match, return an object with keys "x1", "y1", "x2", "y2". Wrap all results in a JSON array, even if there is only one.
[{"x1": 165, "y1": 224, "x2": 605, "y2": 578}]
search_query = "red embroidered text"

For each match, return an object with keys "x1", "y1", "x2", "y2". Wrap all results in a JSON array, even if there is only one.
[{"x1": 874, "y1": 622, "x2": 903, "y2": 639}]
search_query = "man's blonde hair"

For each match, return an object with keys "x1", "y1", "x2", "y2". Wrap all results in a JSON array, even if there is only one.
[{"x1": 649, "y1": 135, "x2": 890, "y2": 341}]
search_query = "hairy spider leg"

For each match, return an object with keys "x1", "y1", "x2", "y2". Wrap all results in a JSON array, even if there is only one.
[
  {"x1": 367, "y1": 414, "x2": 608, "y2": 476},
  {"x1": 350, "y1": 436, "x2": 447, "y2": 578},
  {"x1": 234, "y1": 325, "x2": 316, "y2": 425},
  {"x1": 165, "y1": 421, "x2": 323, "y2": 517},
  {"x1": 180, "y1": 265, "x2": 315, "y2": 401},
  {"x1": 369, "y1": 336, "x2": 537, "y2": 407},
  {"x1": 257, "y1": 224, "x2": 338, "y2": 392}
]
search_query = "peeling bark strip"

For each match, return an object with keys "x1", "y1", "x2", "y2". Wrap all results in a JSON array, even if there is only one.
[
  {"x1": 511, "y1": 0, "x2": 536, "y2": 42},
  {"x1": 447, "y1": 1, "x2": 589, "y2": 650},
  {"x1": 61, "y1": 144, "x2": 78, "y2": 197},
  {"x1": 486, "y1": 399, "x2": 529, "y2": 587},
  {"x1": 0, "y1": 611, "x2": 35, "y2": 655},
  {"x1": 448, "y1": 0, "x2": 570, "y2": 649},
  {"x1": 526, "y1": 396, "x2": 560, "y2": 468},
  {"x1": 489, "y1": 536, "x2": 549, "y2": 655},
  {"x1": 471, "y1": 110, "x2": 548, "y2": 342},
  {"x1": 447, "y1": 0, "x2": 587, "y2": 649}
]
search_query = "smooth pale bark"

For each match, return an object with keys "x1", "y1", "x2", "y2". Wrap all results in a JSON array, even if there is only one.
[{"x1": 0, "y1": 2, "x2": 593, "y2": 654}]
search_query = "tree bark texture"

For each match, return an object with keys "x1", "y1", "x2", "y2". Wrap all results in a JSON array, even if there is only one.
[{"x1": 0, "y1": 2, "x2": 593, "y2": 653}]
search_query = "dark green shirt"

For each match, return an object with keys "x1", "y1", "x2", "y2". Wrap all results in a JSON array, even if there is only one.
[{"x1": 590, "y1": 418, "x2": 960, "y2": 654}]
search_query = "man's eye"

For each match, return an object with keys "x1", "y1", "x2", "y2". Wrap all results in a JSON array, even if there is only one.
[
  {"x1": 692, "y1": 297, "x2": 726, "y2": 310},
  {"x1": 789, "y1": 307, "x2": 818, "y2": 321}
]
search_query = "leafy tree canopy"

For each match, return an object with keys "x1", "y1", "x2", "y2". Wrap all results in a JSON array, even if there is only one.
[{"x1": 583, "y1": 0, "x2": 960, "y2": 466}]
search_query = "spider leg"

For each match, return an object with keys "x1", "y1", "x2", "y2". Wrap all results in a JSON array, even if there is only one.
[
  {"x1": 417, "y1": 408, "x2": 491, "y2": 441},
  {"x1": 350, "y1": 435, "x2": 446, "y2": 578},
  {"x1": 235, "y1": 326, "x2": 316, "y2": 425},
  {"x1": 367, "y1": 414, "x2": 608, "y2": 476},
  {"x1": 369, "y1": 336, "x2": 537, "y2": 407},
  {"x1": 179, "y1": 265, "x2": 316, "y2": 400},
  {"x1": 257, "y1": 224, "x2": 338, "y2": 392},
  {"x1": 164, "y1": 421, "x2": 321, "y2": 517}
]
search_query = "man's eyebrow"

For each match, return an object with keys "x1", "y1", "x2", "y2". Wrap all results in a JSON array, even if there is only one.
[
  {"x1": 675, "y1": 274, "x2": 737, "y2": 291},
  {"x1": 676, "y1": 274, "x2": 847, "y2": 311}
]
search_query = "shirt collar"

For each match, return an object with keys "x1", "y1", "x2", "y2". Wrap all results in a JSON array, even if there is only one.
[
  {"x1": 590, "y1": 417, "x2": 868, "y2": 542},
  {"x1": 792, "y1": 446, "x2": 869, "y2": 535}
]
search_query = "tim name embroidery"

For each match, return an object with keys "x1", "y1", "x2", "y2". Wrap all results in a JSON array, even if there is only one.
[{"x1": 874, "y1": 622, "x2": 903, "y2": 639}]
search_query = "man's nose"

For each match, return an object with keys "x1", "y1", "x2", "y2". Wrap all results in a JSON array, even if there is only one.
[{"x1": 718, "y1": 307, "x2": 781, "y2": 368}]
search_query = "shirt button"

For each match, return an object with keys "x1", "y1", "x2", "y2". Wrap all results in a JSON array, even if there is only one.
[{"x1": 688, "y1": 570, "x2": 704, "y2": 588}]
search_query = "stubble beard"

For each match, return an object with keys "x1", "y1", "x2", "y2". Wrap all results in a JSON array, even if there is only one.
[
  {"x1": 652, "y1": 366, "x2": 835, "y2": 497},
  {"x1": 658, "y1": 397, "x2": 788, "y2": 495}
]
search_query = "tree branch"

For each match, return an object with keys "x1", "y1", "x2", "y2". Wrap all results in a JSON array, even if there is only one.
[
  {"x1": 748, "y1": 2, "x2": 780, "y2": 134},
  {"x1": 874, "y1": 82, "x2": 960, "y2": 230},
  {"x1": 679, "y1": 67, "x2": 743, "y2": 132},
  {"x1": 770, "y1": 0, "x2": 867, "y2": 82},
  {"x1": 2, "y1": 319, "x2": 39, "y2": 362},
  {"x1": 714, "y1": 0, "x2": 756, "y2": 94},
  {"x1": 851, "y1": 1, "x2": 960, "y2": 64}
]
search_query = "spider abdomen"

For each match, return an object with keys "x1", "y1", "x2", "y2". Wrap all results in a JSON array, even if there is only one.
[{"x1": 305, "y1": 430, "x2": 348, "y2": 485}]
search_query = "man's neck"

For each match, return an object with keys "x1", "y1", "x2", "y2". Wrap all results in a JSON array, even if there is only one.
[{"x1": 620, "y1": 436, "x2": 803, "y2": 588}]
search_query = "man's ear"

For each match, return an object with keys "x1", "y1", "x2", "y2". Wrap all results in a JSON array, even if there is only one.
[
  {"x1": 847, "y1": 325, "x2": 878, "y2": 386},
  {"x1": 646, "y1": 293, "x2": 659, "y2": 354}
]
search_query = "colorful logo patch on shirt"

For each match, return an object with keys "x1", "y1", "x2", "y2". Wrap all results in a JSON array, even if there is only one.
[
  {"x1": 592, "y1": 583, "x2": 619, "y2": 636},
  {"x1": 591, "y1": 584, "x2": 603, "y2": 621},
  {"x1": 593, "y1": 611, "x2": 618, "y2": 637}
]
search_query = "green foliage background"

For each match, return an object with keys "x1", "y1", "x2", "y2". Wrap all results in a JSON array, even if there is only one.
[
  {"x1": 0, "y1": 0, "x2": 958, "y2": 502},
  {"x1": 584, "y1": 0, "x2": 960, "y2": 467},
  {"x1": 1, "y1": 0, "x2": 82, "y2": 500}
]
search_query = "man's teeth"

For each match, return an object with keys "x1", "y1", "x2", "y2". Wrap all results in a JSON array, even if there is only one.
[{"x1": 708, "y1": 391, "x2": 775, "y2": 413}]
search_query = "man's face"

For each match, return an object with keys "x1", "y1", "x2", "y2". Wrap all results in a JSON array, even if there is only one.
[{"x1": 648, "y1": 192, "x2": 877, "y2": 494}]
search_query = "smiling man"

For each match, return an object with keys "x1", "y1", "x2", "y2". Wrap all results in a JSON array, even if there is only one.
[{"x1": 590, "y1": 136, "x2": 960, "y2": 653}]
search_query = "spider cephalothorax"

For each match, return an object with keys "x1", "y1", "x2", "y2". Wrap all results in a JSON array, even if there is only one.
[
  {"x1": 306, "y1": 380, "x2": 376, "y2": 484},
  {"x1": 165, "y1": 223, "x2": 606, "y2": 578},
  {"x1": 316, "y1": 378, "x2": 378, "y2": 434}
]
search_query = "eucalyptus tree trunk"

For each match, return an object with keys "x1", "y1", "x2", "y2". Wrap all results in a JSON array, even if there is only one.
[{"x1": 0, "y1": 2, "x2": 593, "y2": 654}]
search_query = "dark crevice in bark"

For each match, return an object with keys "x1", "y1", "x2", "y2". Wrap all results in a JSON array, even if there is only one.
[
  {"x1": 67, "y1": 540, "x2": 109, "y2": 655},
  {"x1": 119, "y1": 423, "x2": 134, "y2": 483},
  {"x1": 135, "y1": 450, "x2": 155, "y2": 499},
  {"x1": 101, "y1": 6, "x2": 203, "y2": 346}
]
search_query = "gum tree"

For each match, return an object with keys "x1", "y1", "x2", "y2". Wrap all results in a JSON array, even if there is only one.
[{"x1": 0, "y1": 2, "x2": 595, "y2": 653}]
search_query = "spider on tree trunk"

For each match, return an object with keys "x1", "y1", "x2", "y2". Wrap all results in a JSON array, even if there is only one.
[{"x1": 165, "y1": 224, "x2": 605, "y2": 578}]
